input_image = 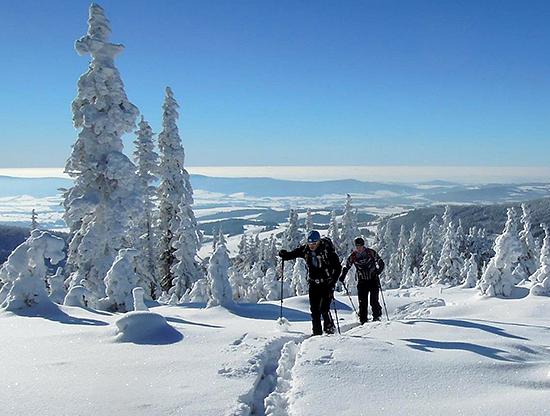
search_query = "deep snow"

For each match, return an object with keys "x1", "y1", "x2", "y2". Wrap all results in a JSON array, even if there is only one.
[{"x1": 0, "y1": 286, "x2": 549, "y2": 415}]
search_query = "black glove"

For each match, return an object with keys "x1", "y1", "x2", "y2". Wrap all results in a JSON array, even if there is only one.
[
  {"x1": 338, "y1": 272, "x2": 346, "y2": 283},
  {"x1": 278, "y1": 249, "x2": 289, "y2": 259}
]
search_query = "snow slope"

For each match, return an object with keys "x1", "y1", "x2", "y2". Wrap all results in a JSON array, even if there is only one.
[{"x1": 1, "y1": 287, "x2": 549, "y2": 415}]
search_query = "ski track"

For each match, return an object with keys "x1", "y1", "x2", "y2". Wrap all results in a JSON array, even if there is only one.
[{"x1": 228, "y1": 320, "x2": 364, "y2": 416}]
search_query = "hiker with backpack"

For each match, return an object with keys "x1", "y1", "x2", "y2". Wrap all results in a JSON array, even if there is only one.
[
  {"x1": 339, "y1": 237, "x2": 385, "y2": 324},
  {"x1": 279, "y1": 230, "x2": 342, "y2": 336}
]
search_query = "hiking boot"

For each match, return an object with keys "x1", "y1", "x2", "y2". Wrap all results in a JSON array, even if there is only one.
[
  {"x1": 372, "y1": 316, "x2": 381, "y2": 322},
  {"x1": 324, "y1": 325, "x2": 335, "y2": 335}
]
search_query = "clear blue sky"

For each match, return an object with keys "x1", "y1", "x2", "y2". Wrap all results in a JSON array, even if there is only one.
[{"x1": 1, "y1": 0, "x2": 549, "y2": 168}]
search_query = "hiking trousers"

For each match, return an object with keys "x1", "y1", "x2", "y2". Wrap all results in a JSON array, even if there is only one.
[
  {"x1": 308, "y1": 282, "x2": 334, "y2": 335},
  {"x1": 357, "y1": 278, "x2": 382, "y2": 324}
]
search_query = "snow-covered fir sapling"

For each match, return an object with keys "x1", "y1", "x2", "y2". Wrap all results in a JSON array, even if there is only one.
[
  {"x1": 63, "y1": 4, "x2": 142, "y2": 304},
  {"x1": 48, "y1": 267, "x2": 66, "y2": 304},
  {"x1": 64, "y1": 285, "x2": 91, "y2": 308},
  {"x1": 187, "y1": 278, "x2": 210, "y2": 303},
  {"x1": 305, "y1": 208, "x2": 314, "y2": 234},
  {"x1": 327, "y1": 210, "x2": 341, "y2": 254},
  {"x1": 340, "y1": 194, "x2": 360, "y2": 257},
  {"x1": 461, "y1": 255, "x2": 478, "y2": 288},
  {"x1": 157, "y1": 87, "x2": 202, "y2": 293},
  {"x1": 31, "y1": 209, "x2": 38, "y2": 231},
  {"x1": 530, "y1": 224, "x2": 550, "y2": 296},
  {"x1": 207, "y1": 238, "x2": 233, "y2": 308},
  {"x1": 283, "y1": 209, "x2": 302, "y2": 250},
  {"x1": 479, "y1": 208, "x2": 523, "y2": 297},
  {"x1": 0, "y1": 230, "x2": 65, "y2": 311},
  {"x1": 132, "y1": 287, "x2": 149, "y2": 311},
  {"x1": 100, "y1": 249, "x2": 140, "y2": 312},
  {"x1": 516, "y1": 203, "x2": 540, "y2": 280},
  {"x1": 263, "y1": 267, "x2": 281, "y2": 301}
]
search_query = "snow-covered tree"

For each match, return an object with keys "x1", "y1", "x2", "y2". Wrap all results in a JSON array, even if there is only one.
[
  {"x1": 207, "y1": 238, "x2": 233, "y2": 308},
  {"x1": 99, "y1": 248, "x2": 139, "y2": 312},
  {"x1": 340, "y1": 194, "x2": 360, "y2": 256},
  {"x1": 48, "y1": 267, "x2": 66, "y2": 304},
  {"x1": 327, "y1": 210, "x2": 341, "y2": 254},
  {"x1": 133, "y1": 116, "x2": 160, "y2": 299},
  {"x1": 291, "y1": 258, "x2": 309, "y2": 296},
  {"x1": 283, "y1": 209, "x2": 302, "y2": 250},
  {"x1": 263, "y1": 268, "x2": 283, "y2": 301},
  {"x1": 186, "y1": 278, "x2": 209, "y2": 303},
  {"x1": 530, "y1": 224, "x2": 550, "y2": 296},
  {"x1": 479, "y1": 208, "x2": 523, "y2": 297},
  {"x1": 244, "y1": 263, "x2": 266, "y2": 303},
  {"x1": 461, "y1": 255, "x2": 478, "y2": 288},
  {"x1": 305, "y1": 208, "x2": 314, "y2": 234},
  {"x1": 170, "y1": 197, "x2": 203, "y2": 294},
  {"x1": 228, "y1": 267, "x2": 246, "y2": 302},
  {"x1": 516, "y1": 203, "x2": 540, "y2": 281},
  {"x1": 31, "y1": 209, "x2": 38, "y2": 231},
  {"x1": 0, "y1": 230, "x2": 65, "y2": 311},
  {"x1": 420, "y1": 216, "x2": 441, "y2": 285},
  {"x1": 436, "y1": 221, "x2": 464, "y2": 286},
  {"x1": 63, "y1": 4, "x2": 142, "y2": 302},
  {"x1": 157, "y1": 87, "x2": 201, "y2": 292}
]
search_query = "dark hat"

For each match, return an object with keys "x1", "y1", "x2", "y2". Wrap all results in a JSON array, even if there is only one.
[
  {"x1": 354, "y1": 237, "x2": 365, "y2": 246},
  {"x1": 307, "y1": 230, "x2": 321, "y2": 243}
]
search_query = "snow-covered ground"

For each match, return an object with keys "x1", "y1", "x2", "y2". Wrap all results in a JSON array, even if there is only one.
[{"x1": 1, "y1": 286, "x2": 549, "y2": 415}]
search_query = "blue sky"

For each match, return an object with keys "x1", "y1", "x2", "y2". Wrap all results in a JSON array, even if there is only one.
[{"x1": 1, "y1": 0, "x2": 549, "y2": 168}]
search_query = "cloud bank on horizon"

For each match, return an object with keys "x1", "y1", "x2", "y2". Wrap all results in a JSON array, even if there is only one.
[{"x1": 1, "y1": 166, "x2": 550, "y2": 184}]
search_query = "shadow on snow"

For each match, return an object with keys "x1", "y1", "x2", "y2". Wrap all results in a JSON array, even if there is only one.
[
  {"x1": 226, "y1": 303, "x2": 311, "y2": 321},
  {"x1": 402, "y1": 338, "x2": 523, "y2": 362},
  {"x1": 402, "y1": 318, "x2": 529, "y2": 341},
  {"x1": 2, "y1": 302, "x2": 109, "y2": 326}
]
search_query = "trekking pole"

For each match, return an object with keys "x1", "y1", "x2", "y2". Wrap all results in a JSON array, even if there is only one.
[
  {"x1": 378, "y1": 279, "x2": 390, "y2": 321},
  {"x1": 342, "y1": 282, "x2": 359, "y2": 318},
  {"x1": 332, "y1": 295, "x2": 341, "y2": 335},
  {"x1": 279, "y1": 259, "x2": 285, "y2": 320}
]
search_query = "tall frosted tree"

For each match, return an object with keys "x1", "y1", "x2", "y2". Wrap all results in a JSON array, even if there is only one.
[
  {"x1": 530, "y1": 224, "x2": 550, "y2": 295},
  {"x1": 63, "y1": 4, "x2": 141, "y2": 301},
  {"x1": 133, "y1": 116, "x2": 160, "y2": 298},
  {"x1": 305, "y1": 208, "x2": 314, "y2": 234},
  {"x1": 420, "y1": 216, "x2": 441, "y2": 285},
  {"x1": 31, "y1": 209, "x2": 38, "y2": 231},
  {"x1": 436, "y1": 221, "x2": 464, "y2": 286},
  {"x1": 157, "y1": 87, "x2": 201, "y2": 292},
  {"x1": 340, "y1": 194, "x2": 359, "y2": 256},
  {"x1": 327, "y1": 210, "x2": 341, "y2": 253},
  {"x1": 516, "y1": 203, "x2": 540, "y2": 280},
  {"x1": 207, "y1": 238, "x2": 233, "y2": 308},
  {"x1": 283, "y1": 209, "x2": 302, "y2": 250},
  {"x1": 479, "y1": 208, "x2": 523, "y2": 297}
]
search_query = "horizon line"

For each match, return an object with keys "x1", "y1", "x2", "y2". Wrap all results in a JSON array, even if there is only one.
[{"x1": 1, "y1": 166, "x2": 550, "y2": 184}]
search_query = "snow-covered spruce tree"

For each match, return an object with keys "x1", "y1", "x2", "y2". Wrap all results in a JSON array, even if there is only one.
[
  {"x1": 340, "y1": 194, "x2": 360, "y2": 256},
  {"x1": 263, "y1": 267, "x2": 282, "y2": 301},
  {"x1": 305, "y1": 208, "x2": 314, "y2": 234},
  {"x1": 406, "y1": 223, "x2": 423, "y2": 273},
  {"x1": 479, "y1": 208, "x2": 523, "y2": 297},
  {"x1": 187, "y1": 278, "x2": 210, "y2": 303},
  {"x1": 157, "y1": 87, "x2": 202, "y2": 292},
  {"x1": 206, "y1": 237, "x2": 233, "y2": 308},
  {"x1": 63, "y1": 4, "x2": 142, "y2": 302},
  {"x1": 461, "y1": 255, "x2": 478, "y2": 288},
  {"x1": 170, "y1": 197, "x2": 203, "y2": 297},
  {"x1": 244, "y1": 263, "x2": 266, "y2": 302},
  {"x1": 327, "y1": 210, "x2": 341, "y2": 254},
  {"x1": 48, "y1": 267, "x2": 66, "y2": 304},
  {"x1": 99, "y1": 248, "x2": 139, "y2": 312},
  {"x1": 0, "y1": 230, "x2": 65, "y2": 311},
  {"x1": 516, "y1": 203, "x2": 540, "y2": 281},
  {"x1": 420, "y1": 216, "x2": 441, "y2": 286},
  {"x1": 436, "y1": 221, "x2": 464, "y2": 286},
  {"x1": 383, "y1": 225, "x2": 407, "y2": 288},
  {"x1": 530, "y1": 224, "x2": 550, "y2": 295},
  {"x1": 31, "y1": 209, "x2": 38, "y2": 231},
  {"x1": 291, "y1": 258, "x2": 309, "y2": 296},
  {"x1": 228, "y1": 267, "x2": 246, "y2": 302},
  {"x1": 283, "y1": 209, "x2": 302, "y2": 250},
  {"x1": 133, "y1": 116, "x2": 160, "y2": 299}
]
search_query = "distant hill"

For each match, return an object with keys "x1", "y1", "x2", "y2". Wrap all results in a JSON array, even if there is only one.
[{"x1": 383, "y1": 197, "x2": 550, "y2": 239}]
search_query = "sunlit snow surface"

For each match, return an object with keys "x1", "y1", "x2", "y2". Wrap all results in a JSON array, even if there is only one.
[{"x1": 1, "y1": 286, "x2": 549, "y2": 416}]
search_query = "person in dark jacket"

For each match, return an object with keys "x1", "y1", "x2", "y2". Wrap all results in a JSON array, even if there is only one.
[
  {"x1": 339, "y1": 237, "x2": 385, "y2": 324},
  {"x1": 279, "y1": 230, "x2": 342, "y2": 335}
]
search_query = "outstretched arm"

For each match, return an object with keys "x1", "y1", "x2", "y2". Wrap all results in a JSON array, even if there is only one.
[
  {"x1": 279, "y1": 245, "x2": 305, "y2": 261},
  {"x1": 339, "y1": 253, "x2": 354, "y2": 282}
]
